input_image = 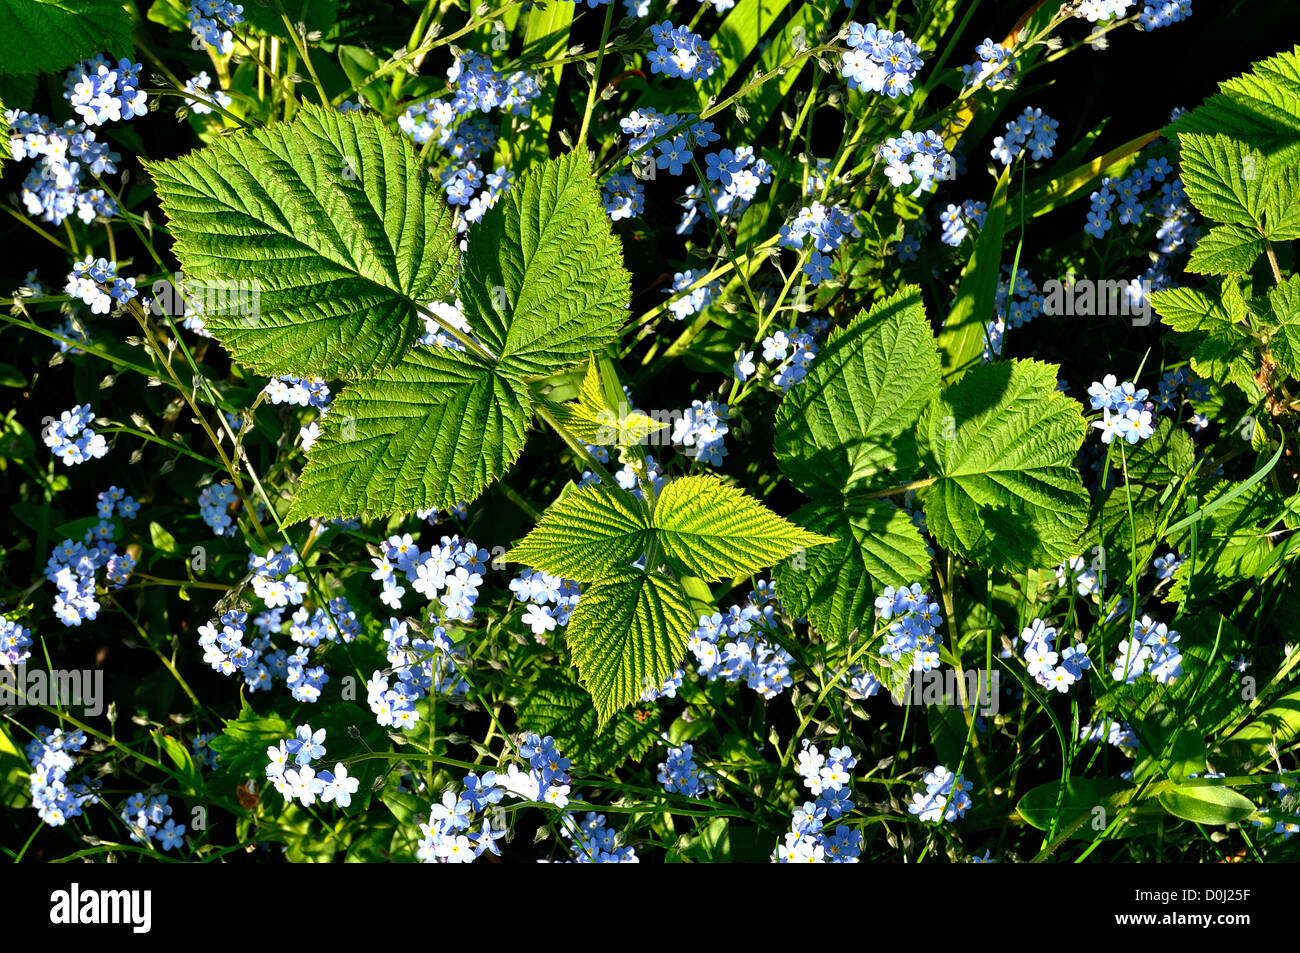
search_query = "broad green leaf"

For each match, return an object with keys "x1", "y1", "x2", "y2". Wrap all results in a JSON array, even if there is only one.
[
  {"x1": 1151, "y1": 285, "x2": 1259, "y2": 398},
  {"x1": 565, "y1": 570, "x2": 696, "y2": 723},
  {"x1": 286, "y1": 345, "x2": 531, "y2": 523},
  {"x1": 1267, "y1": 274, "x2": 1300, "y2": 378},
  {"x1": 1219, "y1": 684, "x2": 1300, "y2": 772},
  {"x1": 774, "y1": 285, "x2": 940, "y2": 496},
  {"x1": 145, "y1": 104, "x2": 459, "y2": 380},
  {"x1": 516, "y1": 668, "x2": 659, "y2": 773},
  {"x1": 653, "y1": 474, "x2": 833, "y2": 581},
  {"x1": 917, "y1": 360, "x2": 1089, "y2": 571},
  {"x1": 459, "y1": 150, "x2": 631, "y2": 375},
  {"x1": 1117, "y1": 417, "x2": 1195, "y2": 486},
  {"x1": 1263, "y1": 165, "x2": 1300, "y2": 240},
  {"x1": 208, "y1": 701, "x2": 292, "y2": 782},
  {"x1": 774, "y1": 499, "x2": 931, "y2": 644},
  {"x1": 1157, "y1": 786, "x2": 1257, "y2": 825},
  {"x1": 505, "y1": 481, "x2": 651, "y2": 581},
  {"x1": 1177, "y1": 133, "x2": 1269, "y2": 227},
  {"x1": 0, "y1": 0, "x2": 133, "y2": 76},
  {"x1": 1167, "y1": 45, "x2": 1300, "y2": 166},
  {"x1": 1016, "y1": 778, "x2": 1148, "y2": 840},
  {"x1": 1185, "y1": 223, "x2": 1263, "y2": 275}
]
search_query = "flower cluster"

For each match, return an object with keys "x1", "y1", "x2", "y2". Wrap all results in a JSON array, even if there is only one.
[
  {"x1": 265, "y1": 375, "x2": 330, "y2": 409},
  {"x1": 183, "y1": 70, "x2": 232, "y2": 114},
  {"x1": 512, "y1": 569, "x2": 581, "y2": 639},
  {"x1": 267, "y1": 725, "x2": 360, "y2": 807},
  {"x1": 188, "y1": 0, "x2": 245, "y2": 53},
  {"x1": 778, "y1": 741, "x2": 862, "y2": 862},
  {"x1": 602, "y1": 173, "x2": 645, "y2": 221},
  {"x1": 1019, "y1": 619, "x2": 1092, "y2": 694},
  {"x1": 840, "y1": 22, "x2": 924, "y2": 98},
  {"x1": 191, "y1": 733, "x2": 220, "y2": 770},
  {"x1": 648, "y1": 21, "x2": 718, "y2": 81},
  {"x1": 747, "y1": 323, "x2": 823, "y2": 390},
  {"x1": 1252, "y1": 781, "x2": 1300, "y2": 841},
  {"x1": 620, "y1": 108, "x2": 718, "y2": 172},
  {"x1": 6, "y1": 109, "x2": 119, "y2": 225},
  {"x1": 368, "y1": 533, "x2": 488, "y2": 623},
  {"x1": 939, "y1": 199, "x2": 987, "y2": 246},
  {"x1": 44, "y1": 488, "x2": 137, "y2": 626},
  {"x1": 875, "y1": 583, "x2": 944, "y2": 672},
  {"x1": 664, "y1": 269, "x2": 722, "y2": 319},
  {"x1": 991, "y1": 107, "x2": 1059, "y2": 165},
  {"x1": 779, "y1": 202, "x2": 860, "y2": 286},
  {"x1": 908, "y1": 765, "x2": 973, "y2": 823},
  {"x1": 417, "y1": 771, "x2": 506, "y2": 862},
  {"x1": 880, "y1": 130, "x2": 955, "y2": 192},
  {"x1": 398, "y1": 51, "x2": 539, "y2": 147},
  {"x1": 43, "y1": 403, "x2": 108, "y2": 466},
  {"x1": 559, "y1": 811, "x2": 640, "y2": 862},
  {"x1": 682, "y1": 145, "x2": 773, "y2": 224},
  {"x1": 1079, "y1": 720, "x2": 1138, "y2": 752},
  {"x1": 1139, "y1": 1, "x2": 1193, "y2": 29},
  {"x1": 1077, "y1": 0, "x2": 1135, "y2": 20},
  {"x1": 681, "y1": 584, "x2": 794, "y2": 700},
  {"x1": 672, "y1": 399, "x2": 729, "y2": 467},
  {"x1": 1, "y1": 617, "x2": 33, "y2": 667},
  {"x1": 1056, "y1": 554, "x2": 1104, "y2": 598},
  {"x1": 121, "y1": 792, "x2": 186, "y2": 850},
  {"x1": 198, "y1": 480, "x2": 238, "y2": 536},
  {"x1": 1110, "y1": 615, "x2": 1183, "y2": 685},
  {"x1": 65, "y1": 256, "x2": 137, "y2": 314},
  {"x1": 1084, "y1": 156, "x2": 1174, "y2": 238},
  {"x1": 497, "y1": 732, "x2": 574, "y2": 809},
  {"x1": 442, "y1": 163, "x2": 513, "y2": 228},
  {"x1": 65, "y1": 56, "x2": 147, "y2": 126},
  {"x1": 962, "y1": 37, "x2": 1016, "y2": 89},
  {"x1": 658, "y1": 742, "x2": 717, "y2": 798},
  {"x1": 367, "y1": 616, "x2": 470, "y2": 729},
  {"x1": 27, "y1": 727, "x2": 99, "y2": 826},
  {"x1": 1089, "y1": 374, "x2": 1155, "y2": 445}
]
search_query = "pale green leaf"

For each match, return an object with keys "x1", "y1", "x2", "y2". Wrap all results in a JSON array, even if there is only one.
[
  {"x1": 917, "y1": 360, "x2": 1089, "y2": 571},
  {"x1": 1267, "y1": 273, "x2": 1300, "y2": 378},
  {"x1": 0, "y1": 0, "x2": 133, "y2": 76},
  {"x1": 653, "y1": 474, "x2": 833, "y2": 582},
  {"x1": 774, "y1": 499, "x2": 931, "y2": 643},
  {"x1": 1177, "y1": 133, "x2": 1268, "y2": 227},
  {"x1": 505, "y1": 481, "x2": 650, "y2": 582},
  {"x1": 459, "y1": 150, "x2": 631, "y2": 375},
  {"x1": 286, "y1": 345, "x2": 530, "y2": 523},
  {"x1": 145, "y1": 104, "x2": 459, "y2": 380},
  {"x1": 1157, "y1": 786, "x2": 1257, "y2": 825},
  {"x1": 774, "y1": 285, "x2": 940, "y2": 496},
  {"x1": 565, "y1": 570, "x2": 697, "y2": 723},
  {"x1": 1185, "y1": 223, "x2": 1263, "y2": 275}
]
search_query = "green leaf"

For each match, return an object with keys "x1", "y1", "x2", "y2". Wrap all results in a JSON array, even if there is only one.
[
  {"x1": 505, "y1": 481, "x2": 650, "y2": 581},
  {"x1": 1150, "y1": 285, "x2": 1259, "y2": 398},
  {"x1": 459, "y1": 150, "x2": 631, "y2": 375},
  {"x1": 144, "y1": 104, "x2": 459, "y2": 380},
  {"x1": 1220, "y1": 683, "x2": 1300, "y2": 772},
  {"x1": 149, "y1": 520, "x2": 178, "y2": 555},
  {"x1": 0, "y1": 0, "x2": 134, "y2": 76},
  {"x1": 1177, "y1": 133, "x2": 1269, "y2": 227},
  {"x1": 1186, "y1": 223, "x2": 1264, "y2": 275},
  {"x1": 565, "y1": 570, "x2": 697, "y2": 723},
  {"x1": 1157, "y1": 786, "x2": 1257, "y2": 825},
  {"x1": 653, "y1": 474, "x2": 833, "y2": 582},
  {"x1": 1016, "y1": 778, "x2": 1142, "y2": 839},
  {"x1": 1166, "y1": 45, "x2": 1300, "y2": 166},
  {"x1": 515, "y1": 667, "x2": 658, "y2": 773},
  {"x1": 774, "y1": 285, "x2": 940, "y2": 496},
  {"x1": 208, "y1": 701, "x2": 292, "y2": 783},
  {"x1": 546, "y1": 357, "x2": 666, "y2": 446},
  {"x1": 1118, "y1": 417, "x2": 1195, "y2": 486},
  {"x1": 774, "y1": 499, "x2": 931, "y2": 643},
  {"x1": 286, "y1": 345, "x2": 531, "y2": 522},
  {"x1": 936, "y1": 165, "x2": 1011, "y2": 380},
  {"x1": 917, "y1": 360, "x2": 1089, "y2": 571},
  {"x1": 1267, "y1": 274, "x2": 1300, "y2": 378}
]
